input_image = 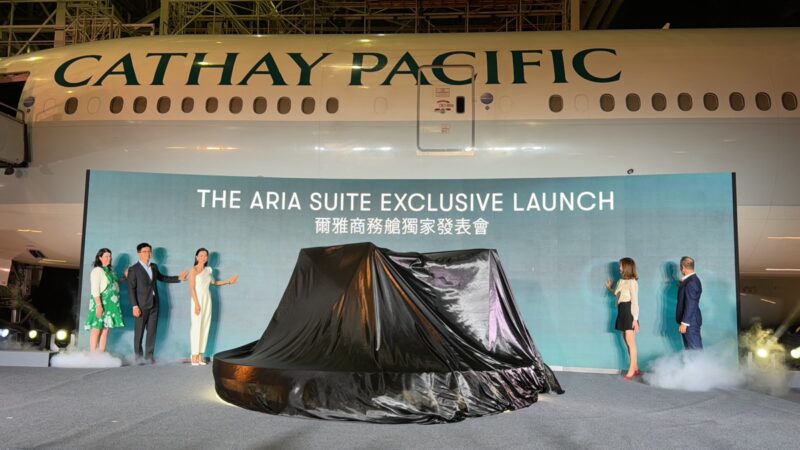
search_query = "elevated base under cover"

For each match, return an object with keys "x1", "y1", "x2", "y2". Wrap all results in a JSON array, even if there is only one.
[{"x1": 214, "y1": 343, "x2": 562, "y2": 424}]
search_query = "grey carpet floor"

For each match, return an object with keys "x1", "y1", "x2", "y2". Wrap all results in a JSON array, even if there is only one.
[{"x1": 1, "y1": 365, "x2": 799, "y2": 449}]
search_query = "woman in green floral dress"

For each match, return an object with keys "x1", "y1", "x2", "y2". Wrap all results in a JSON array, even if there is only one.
[{"x1": 84, "y1": 248, "x2": 125, "y2": 352}]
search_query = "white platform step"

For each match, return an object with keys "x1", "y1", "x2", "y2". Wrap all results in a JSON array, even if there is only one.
[
  {"x1": 790, "y1": 370, "x2": 800, "y2": 389},
  {"x1": 0, "y1": 350, "x2": 53, "y2": 367}
]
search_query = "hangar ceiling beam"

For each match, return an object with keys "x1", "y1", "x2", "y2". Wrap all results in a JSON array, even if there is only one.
[
  {"x1": 0, "y1": 1, "x2": 624, "y2": 56},
  {"x1": 156, "y1": 1, "x2": 586, "y2": 36},
  {"x1": 0, "y1": 0, "x2": 154, "y2": 57}
]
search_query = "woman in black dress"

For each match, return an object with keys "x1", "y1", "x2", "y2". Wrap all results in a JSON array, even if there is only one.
[{"x1": 606, "y1": 257, "x2": 640, "y2": 379}]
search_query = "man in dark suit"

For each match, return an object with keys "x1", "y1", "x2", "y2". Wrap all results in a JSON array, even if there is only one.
[
  {"x1": 676, "y1": 256, "x2": 703, "y2": 349},
  {"x1": 127, "y1": 242, "x2": 187, "y2": 364}
]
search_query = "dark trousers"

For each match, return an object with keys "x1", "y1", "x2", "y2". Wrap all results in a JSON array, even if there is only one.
[
  {"x1": 682, "y1": 325, "x2": 703, "y2": 350},
  {"x1": 134, "y1": 306, "x2": 159, "y2": 362}
]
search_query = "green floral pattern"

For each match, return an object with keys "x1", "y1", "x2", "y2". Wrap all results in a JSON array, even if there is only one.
[{"x1": 84, "y1": 267, "x2": 125, "y2": 330}]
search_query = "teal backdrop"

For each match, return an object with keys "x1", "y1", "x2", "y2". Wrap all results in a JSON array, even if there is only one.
[{"x1": 78, "y1": 171, "x2": 738, "y2": 370}]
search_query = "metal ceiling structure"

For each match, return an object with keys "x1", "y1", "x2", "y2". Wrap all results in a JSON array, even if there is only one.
[
  {"x1": 0, "y1": 1, "x2": 624, "y2": 57},
  {"x1": 0, "y1": 0, "x2": 154, "y2": 57},
  {"x1": 158, "y1": 0, "x2": 569, "y2": 35}
]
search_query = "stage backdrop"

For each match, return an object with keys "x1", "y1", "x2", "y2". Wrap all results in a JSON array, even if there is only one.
[{"x1": 79, "y1": 171, "x2": 738, "y2": 370}]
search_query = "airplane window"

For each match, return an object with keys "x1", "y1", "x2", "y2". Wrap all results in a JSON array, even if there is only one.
[
  {"x1": 600, "y1": 94, "x2": 614, "y2": 112},
  {"x1": 548, "y1": 95, "x2": 563, "y2": 112},
  {"x1": 65, "y1": 97, "x2": 78, "y2": 115},
  {"x1": 110, "y1": 96, "x2": 123, "y2": 114},
  {"x1": 206, "y1": 97, "x2": 218, "y2": 113},
  {"x1": 253, "y1": 97, "x2": 267, "y2": 114},
  {"x1": 678, "y1": 93, "x2": 692, "y2": 111},
  {"x1": 374, "y1": 97, "x2": 388, "y2": 114},
  {"x1": 133, "y1": 96, "x2": 147, "y2": 114},
  {"x1": 301, "y1": 97, "x2": 315, "y2": 115},
  {"x1": 157, "y1": 96, "x2": 171, "y2": 114},
  {"x1": 625, "y1": 94, "x2": 640, "y2": 111},
  {"x1": 182, "y1": 97, "x2": 194, "y2": 113},
  {"x1": 755, "y1": 92, "x2": 771, "y2": 111},
  {"x1": 703, "y1": 93, "x2": 719, "y2": 111},
  {"x1": 729, "y1": 92, "x2": 745, "y2": 111},
  {"x1": 229, "y1": 97, "x2": 243, "y2": 114},
  {"x1": 86, "y1": 97, "x2": 101, "y2": 114},
  {"x1": 278, "y1": 97, "x2": 291, "y2": 114},
  {"x1": 326, "y1": 97, "x2": 339, "y2": 114},
  {"x1": 782, "y1": 92, "x2": 798, "y2": 111},
  {"x1": 651, "y1": 93, "x2": 667, "y2": 111}
]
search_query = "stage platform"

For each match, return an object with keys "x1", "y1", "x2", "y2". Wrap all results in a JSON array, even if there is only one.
[
  {"x1": 1, "y1": 365, "x2": 799, "y2": 449},
  {"x1": 0, "y1": 349, "x2": 53, "y2": 367}
]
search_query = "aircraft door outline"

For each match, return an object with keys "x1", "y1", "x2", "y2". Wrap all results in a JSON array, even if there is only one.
[{"x1": 416, "y1": 64, "x2": 475, "y2": 152}]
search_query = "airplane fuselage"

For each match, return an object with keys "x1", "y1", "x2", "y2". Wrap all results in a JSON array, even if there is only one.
[{"x1": 0, "y1": 29, "x2": 798, "y2": 274}]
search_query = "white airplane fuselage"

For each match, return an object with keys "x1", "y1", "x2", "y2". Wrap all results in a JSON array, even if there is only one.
[{"x1": 0, "y1": 29, "x2": 798, "y2": 275}]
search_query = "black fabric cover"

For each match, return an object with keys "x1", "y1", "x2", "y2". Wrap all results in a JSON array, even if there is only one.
[{"x1": 213, "y1": 242, "x2": 563, "y2": 423}]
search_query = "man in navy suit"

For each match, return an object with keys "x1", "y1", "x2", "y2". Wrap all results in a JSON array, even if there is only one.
[
  {"x1": 127, "y1": 242, "x2": 187, "y2": 364},
  {"x1": 676, "y1": 256, "x2": 703, "y2": 349}
]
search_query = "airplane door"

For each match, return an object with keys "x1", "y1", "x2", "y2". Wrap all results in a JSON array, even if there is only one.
[
  {"x1": 0, "y1": 72, "x2": 29, "y2": 167},
  {"x1": 417, "y1": 65, "x2": 474, "y2": 152}
]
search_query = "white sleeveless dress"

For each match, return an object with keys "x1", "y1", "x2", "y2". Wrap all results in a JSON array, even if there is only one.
[{"x1": 190, "y1": 267, "x2": 214, "y2": 354}]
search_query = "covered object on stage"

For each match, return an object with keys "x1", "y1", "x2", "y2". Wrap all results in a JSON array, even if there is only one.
[{"x1": 213, "y1": 242, "x2": 563, "y2": 423}]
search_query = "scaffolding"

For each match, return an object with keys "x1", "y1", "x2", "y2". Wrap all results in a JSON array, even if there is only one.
[
  {"x1": 0, "y1": 1, "x2": 624, "y2": 57},
  {"x1": 0, "y1": 0, "x2": 154, "y2": 57},
  {"x1": 158, "y1": 0, "x2": 573, "y2": 35}
]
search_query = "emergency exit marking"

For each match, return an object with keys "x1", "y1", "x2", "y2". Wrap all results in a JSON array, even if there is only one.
[{"x1": 435, "y1": 100, "x2": 453, "y2": 113}]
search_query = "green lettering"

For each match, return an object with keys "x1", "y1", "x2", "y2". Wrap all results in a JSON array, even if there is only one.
[
  {"x1": 187, "y1": 53, "x2": 239, "y2": 86},
  {"x1": 93, "y1": 54, "x2": 139, "y2": 86},
  {"x1": 573, "y1": 48, "x2": 620, "y2": 83},
  {"x1": 511, "y1": 50, "x2": 543, "y2": 84},
  {"x1": 237, "y1": 53, "x2": 286, "y2": 86},
  {"x1": 54, "y1": 55, "x2": 101, "y2": 87},
  {"x1": 381, "y1": 52, "x2": 428, "y2": 86},
  {"x1": 431, "y1": 51, "x2": 475, "y2": 85},
  {"x1": 551, "y1": 49, "x2": 567, "y2": 83},
  {"x1": 288, "y1": 52, "x2": 331, "y2": 86},
  {"x1": 349, "y1": 53, "x2": 388, "y2": 86},
  {"x1": 485, "y1": 51, "x2": 500, "y2": 85},
  {"x1": 146, "y1": 53, "x2": 188, "y2": 85}
]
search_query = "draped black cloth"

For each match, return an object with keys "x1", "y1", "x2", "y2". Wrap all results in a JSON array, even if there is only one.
[{"x1": 213, "y1": 243, "x2": 563, "y2": 423}]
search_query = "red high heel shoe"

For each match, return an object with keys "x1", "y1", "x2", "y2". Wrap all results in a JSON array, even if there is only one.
[{"x1": 623, "y1": 369, "x2": 642, "y2": 380}]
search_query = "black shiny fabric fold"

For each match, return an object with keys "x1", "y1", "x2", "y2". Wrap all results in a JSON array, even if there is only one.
[{"x1": 214, "y1": 243, "x2": 563, "y2": 423}]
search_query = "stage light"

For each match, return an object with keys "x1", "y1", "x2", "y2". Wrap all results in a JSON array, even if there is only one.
[
  {"x1": 54, "y1": 329, "x2": 70, "y2": 349},
  {"x1": 791, "y1": 347, "x2": 800, "y2": 359},
  {"x1": 755, "y1": 348, "x2": 769, "y2": 358},
  {"x1": 25, "y1": 329, "x2": 50, "y2": 349},
  {"x1": 0, "y1": 328, "x2": 8, "y2": 338}
]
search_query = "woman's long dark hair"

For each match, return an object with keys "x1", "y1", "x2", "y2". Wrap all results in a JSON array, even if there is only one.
[
  {"x1": 194, "y1": 248, "x2": 209, "y2": 268},
  {"x1": 93, "y1": 248, "x2": 112, "y2": 269}
]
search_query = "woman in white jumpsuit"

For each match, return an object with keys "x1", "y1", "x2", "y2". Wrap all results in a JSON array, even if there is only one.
[{"x1": 189, "y1": 248, "x2": 239, "y2": 365}]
